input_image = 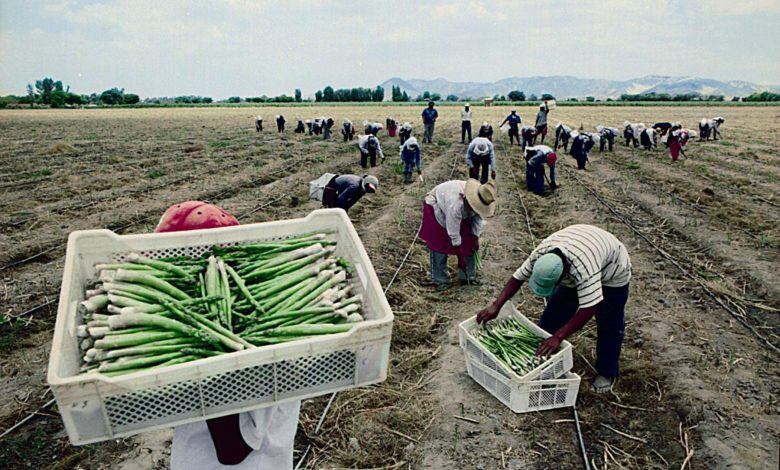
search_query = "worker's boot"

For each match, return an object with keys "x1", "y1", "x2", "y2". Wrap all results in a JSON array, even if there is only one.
[{"x1": 403, "y1": 172, "x2": 411, "y2": 184}]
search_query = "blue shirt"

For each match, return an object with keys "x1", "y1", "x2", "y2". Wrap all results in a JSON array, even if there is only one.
[
  {"x1": 333, "y1": 175, "x2": 366, "y2": 212},
  {"x1": 505, "y1": 114, "x2": 521, "y2": 129},
  {"x1": 422, "y1": 108, "x2": 438, "y2": 124}
]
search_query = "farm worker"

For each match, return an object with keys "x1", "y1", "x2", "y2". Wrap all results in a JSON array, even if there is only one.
[
  {"x1": 652, "y1": 121, "x2": 673, "y2": 141},
  {"x1": 639, "y1": 127, "x2": 657, "y2": 150},
  {"x1": 421, "y1": 101, "x2": 439, "y2": 143},
  {"x1": 255, "y1": 116, "x2": 263, "y2": 132},
  {"x1": 420, "y1": 179, "x2": 497, "y2": 291},
  {"x1": 699, "y1": 117, "x2": 724, "y2": 141},
  {"x1": 668, "y1": 128, "x2": 691, "y2": 161},
  {"x1": 478, "y1": 121, "x2": 494, "y2": 141},
  {"x1": 342, "y1": 119, "x2": 355, "y2": 141},
  {"x1": 466, "y1": 137, "x2": 496, "y2": 184},
  {"x1": 276, "y1": 115, "x2": 285, "y2": 133},
  {"x1": 535, "y1": 101, "x2": 550, "y2": 144},
  {"x1": 554, "y1": 123, "x2": 573, "y2": 151},
  {"x1": 596, "y1": 125, "x2": 619, "y2": 152},
  {"x1": 400, "y1": 137, "x2": 422, "y2": 184},
  {"x1": 363, "y1": 120, "x2": 384, "y2": 136},
  {"x1": 159, "y1": 201, "x2": 301, "y2": 470},
  {"x1": 524, "y1": 145, "x2": 557, "y2": 194},
  {"x1": 520, "y1": 125, "x2": 537, "y2": 150},
  {"x1": 476, "y1": 224, "x2": 632, "y2": 394},
  {"x1": 570, "y1": 132, "x2": 595, "y2": 170},
  {"x1": 294, "y1": 120, "x2": 306, "y2": 133},
  {"x1": 322, "y1": 174, "x2": 378, "y2": 213},
  {"x1": 386, "y1": 117, "x2": 398, "y2": 137},
  {"x1": 322, "y1": 118, "x2": 335, "y2": 140},
  {"x1": 399, "y1": 122, "x2": 413, "y2": 145},
  {"x1": 499, "y1": 109, "x2": 521, "y2": 146},
  {"x1": 311, "y1": 118, "x2": 325, "y2": 136},
  {"x1": 461, "y1": 103, "x2": 473, "y2": 144},
  {"x1": 358, "y1": 134, "x2": 385, "y2": 168},
  {"x1": 305, "y1": 119, "x2": 313, "y2": 134},
  {"x1": 623, "y1": 121, "x2": 645, "y2": 148}
]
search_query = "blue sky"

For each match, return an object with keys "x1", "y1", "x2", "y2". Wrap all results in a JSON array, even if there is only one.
[{"x1": 1, "y1": 0, "x2": 778, "y2": 98}]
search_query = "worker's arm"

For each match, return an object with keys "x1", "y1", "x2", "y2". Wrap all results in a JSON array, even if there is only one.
[
  {"x1": 536, "y1": 306, "x2": 597, "y2": 356},
  {"x1": 500, "y1": 117, "x2": 508, "y2": 127},
  {"x1": 207, "y1": 415, "x2": 252, "y2": 465},
  {"x1": 476, "y1": 276, "x2": 523, "y2": 323}
]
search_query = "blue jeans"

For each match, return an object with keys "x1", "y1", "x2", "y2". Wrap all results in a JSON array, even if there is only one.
[
  {"x1": 526, "y1": 163, "x2": 545, "y2": 194},
  {"x1": 429, "y1": 249, "x2": 476, "y2": 286},
  {"x1": 538, "y1": 284, "x2": 629, "y2": 378}
]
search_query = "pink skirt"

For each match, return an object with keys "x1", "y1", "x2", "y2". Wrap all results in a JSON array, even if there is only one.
[
  {"x1": 419, "y1": 203, "x2": 479, "y2": 255},
  {"x1": 669, "y1": 140, "x2": 681, "y2": 160}
]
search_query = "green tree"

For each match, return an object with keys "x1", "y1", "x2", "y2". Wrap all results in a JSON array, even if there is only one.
[
  {"x1": 322, "y1": 86, "x2": 335, "y2": 101},
  {"x1": 50, "y1": 90, "x2": 67, "y2": 108},
  {"x1": 227, "y1": 96, "x2": 241, "y2": 103},
  {"x1": 401, "y1": 91, "x2": 409, "y2": 102},
  {"x1": 26, "y1": 84, "x2": 35, "y2": 108},
  {"x1": 100, "y1": 88, "x2": 125, "y2": 105},
  {"x1": 315, "y1": 90, "x2": 323, "y2": 102},
  {"x1": 294, "y1": 88, "x2": 302, "y2": 102},
  {"x1": 372, "y1": 86, "x2": 384, "y2": 102},
  {"x1": 123, "y1": 93, "x2": 140, "y2": 104},
  {"x1": 430, "y1": 93, "x2": 441, "y2": 101},
  {"x1": 446, "y1": 94, "x2": 458, "y2": 101},
  {"x1": 35, "y1": 78, "x2": 56, "y2": 104},
  {"x1": 507, "y1": 90, "x2": 525, "y2": 101}
]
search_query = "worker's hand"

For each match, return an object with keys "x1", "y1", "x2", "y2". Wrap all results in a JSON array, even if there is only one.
[
  {"x1": 491, "y1": 170, "x2": 496, "y2": 180},
  {"x1": 536, "y1": 334, "x2": 562, "y2": 357},
  {"x1": 476, "y1": 303, "x2": 499, "y2": 324}
]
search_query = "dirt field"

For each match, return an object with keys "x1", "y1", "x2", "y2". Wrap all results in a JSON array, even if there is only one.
[{"x1": 0, "y1": 105, "x2": 778, "y2": 469}]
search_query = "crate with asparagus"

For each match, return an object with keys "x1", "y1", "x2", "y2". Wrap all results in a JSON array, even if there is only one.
[{"x1": 48, "y1": 209, "x2": 393, "y2": 444}]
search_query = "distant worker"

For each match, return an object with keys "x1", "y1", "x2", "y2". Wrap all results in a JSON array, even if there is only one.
[
  {"x1": 570, "y1": 132, "x2": 594, "y2": 169},
  {"x1": 386, "y1": 117, "x2": 398, "y2": 138},
  {"x1": 500, "y1": 109, "x2": 522, "y2": 146},
  {"x1": 535, "y1": 101, "x2": 550, "y2": 144},
  {"x1": 255, "y1": 116, "x2": 263, "y2": 132},
  {"x1": 623, "y1": 121, "x2": 645, "y2": 148},
  {"x1": 525, "y1": 145, "x2": 557, "y2": 194},
  {"x1": 342, "y1": 120, "x2": 355, "y2": 141},
  {"x1": 596, "y1": 125, "x2": 619, "y2": 152},
  {"x1": 358, "y1": 134, "x2": 385, "y2": 168},
  {"x1": 322, "y1": 174, "x2": 378, "y2": 214},
  {"x1": 668, "y1": 128, "x2": 693, "y2": 162},
  {"x1": 639, "y1": 127, "x2": 657, "y2": 150},
  {"x1": 652, "y1": 122, "x2": 673, "y2": 139},
  {"x1": 294, "y1": 120, "x2": 306, "y2": 134},
  {"x1": 305, "y1": 119, "x2": 313, "y2": 134},
  {"x1": 363, "y1": 120, "x2": 384, "y2": 136},
  {"x1": 311, "y1": 117, "x2": 324, "y2": 136},
  {"x1": 322, "y1": 118, "x2": 335, "y2": 140},
  {"x1": 400, "y1": 137, "x2": 422, "y2": 184},
  {"x1": 478, "y1": 121, "x2": 494, "y2": 141},
  {"x1": 399, "y1": 122, "x2": 413, "y2": 145},
  {"x1": 466, "y1": 137, "x2": 496, "y2": 184},
  {"x1": 461, "y1": 103, "x2": 473, "y2": 144},
  {"x1": 276, "y1": 115, "x2": 286, "y2": 133},
  {"x1": 520, "y1": 125, "x2": 537, "y2": 151},
  {"x1": 420, "y1": 179, "x2": 497, "y2": 291},
  {"x1": 699, "y1": 117, "x2": 725, "y2": 141},
  {"x1": 476, "y1": 224, "x2": 632, "y2": 394},
  {"x1": 554, "y1": 123, "x2": 573, "y2": 151},
  {"x1": 422, "y1": 101, "x2": 439, "y2": 143}
]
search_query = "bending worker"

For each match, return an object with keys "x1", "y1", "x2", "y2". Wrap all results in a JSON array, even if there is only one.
[
  {"x1": 466, "y1": 137, "x2": 496, "y2": 184},
  {"x1": 476, "y1": 224, "x2": 631, "y2": 394},
  {"x1": 160, "y1": 201, "x2": 300, "y2": 470},
  {"x1": 399, "y1": 122, "x2": 413, "y2": 145},
  {"x1": 358, "y1": 133, "x2": 384, "y2": 168},
  {"x1": 322, "y1": 174, "x2": 379, "y2": 213},
  {"x1": 420, "y1": 179, "x2": 497, "y2": 291},
  {"x1": 500, "y1": 109, "x2": 522, "y2": 146},
  {"x1": 525, "y1": 145, "x2": 557, "y2": 194},
  {"x1": 478, "y1": 121, "x2": 494, "y2": 141},
  {"x1": 400, "y1": 136, "x2": 422, "y2": 184}
]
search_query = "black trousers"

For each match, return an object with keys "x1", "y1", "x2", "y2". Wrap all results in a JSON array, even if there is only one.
[
  {"x1": 276, "y1": 122, "x2": 284, "y2": 132},
  {"x1": 468, "y1": 155, "x2": 490, "y2": 183},
  {"x1": 360, "y1": 150, "x2": 377, "y2": 168},
  {"x1": 461, "y1": 121, "x2": 472, "y2": 142}
]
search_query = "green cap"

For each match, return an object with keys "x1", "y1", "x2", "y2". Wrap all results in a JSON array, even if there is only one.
[{"x1": 528, "y1": 253, "x2": 563, "y2": 297}]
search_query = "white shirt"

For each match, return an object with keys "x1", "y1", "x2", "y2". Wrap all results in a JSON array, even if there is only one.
[
  {"x1": 461, "y1": 110, "x2": 472, "y2": 122},
  {"x1": 357, "y1": 135, "x2": 384, "y2": 160},
  {"x1": 513, "y1": 224, "x2": 631, "y2": 308},
  {"x1": 424, "y1": 180, "x2": 485, "y2": 247},
  {"x1": 170, "y1": 401, "x2": 301, "y2": 470}
]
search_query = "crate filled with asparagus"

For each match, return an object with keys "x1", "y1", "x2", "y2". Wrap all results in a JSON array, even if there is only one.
[
  {"x1": 473, "y1": 318, "x2": 545, "y2": 376},
  {"x1": 77, "y1": 233, "x2": 365, "y2": 376}
]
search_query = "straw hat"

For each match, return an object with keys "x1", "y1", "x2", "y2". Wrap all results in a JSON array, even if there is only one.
[{"x1": 464, "y1": 178, "x2": 497, "y2": 218}]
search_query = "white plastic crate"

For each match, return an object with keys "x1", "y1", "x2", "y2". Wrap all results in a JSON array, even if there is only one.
[
  {"x1": 47, "y1": 209, "x2": 393, "y2": 445},
  {"x1": 465, "y1": 355, "x2": 580, "y2": 413},
  {"x1": 458, "y1": 303, "x2": 573, "y2": 383}
]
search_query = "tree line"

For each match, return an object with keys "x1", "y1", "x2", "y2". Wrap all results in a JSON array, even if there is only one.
[{"x1": 314, "y1": 86, "x2": 385, "y2": 102}]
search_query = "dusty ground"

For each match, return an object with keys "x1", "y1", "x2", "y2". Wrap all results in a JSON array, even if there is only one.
[{"x1": 0, "y1": 105, "x2": 777, "y2": 469}]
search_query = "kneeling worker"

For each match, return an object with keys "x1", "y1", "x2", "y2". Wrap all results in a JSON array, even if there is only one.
[
  {"x1": 322, "y1": 174, "x2": 379, "y2": 213},
  {"x1": 420, "y1": 179, "x2": 497, "y2": 291},
  {"x1": 476, "y1": 224, "x2": 631, "y2": 393}
]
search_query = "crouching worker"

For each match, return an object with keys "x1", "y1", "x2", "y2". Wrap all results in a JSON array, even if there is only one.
[
  {"x1": 161, "y1": 202, "x2": 300, "y2": 470},
  {"x1": 570, "y1": 132, "x2": 594, "y2": 169},
  {"x1": 420, "y1": 179, "x2": 496, "y2": 291},
  {"x1": 386, "y1": 117, "x2": 398, "y2": 137},
  {"x1": 596, "y1": 125, "x2": 619, "y2": 152},
  {"x1": 342, "y1": 120, "x2": 355, "y2": 141},
  {"x1": 525, "y1": 145, "x2": 557, "y2": 194},
  {"x1": 478, "y1": 121, "x2": 494, "y2": 141},
  {"x1": 322, "y1": 174, "x2": 379, "y2": 213},
  {"x1": 400, "y1": 137, "x2": 422, "y2": 184},
  {"x1": 476, "y1": 224, "x2": 631, "y2": 393},
  {"x1": 466, "y1": 137, "x2": 496, "y2": 184},
  {"x1": 294, "y1": 120, "x2": 306, "y2": 133},
  {"x1": 358, "y1": 134, "x2": 384, "y2": 168}
]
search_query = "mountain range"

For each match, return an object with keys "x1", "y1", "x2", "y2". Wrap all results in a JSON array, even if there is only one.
[{"x1": 380, "y1": 75, "x2": 778, "y2": 100}]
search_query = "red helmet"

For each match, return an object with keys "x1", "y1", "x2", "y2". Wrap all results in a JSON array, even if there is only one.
[
  {"x1": 155, "y1": 201, "x2": 239, "y2": 233},
  {"x1": 546, "y1": 152, "x2": 557, "y2": 167}
]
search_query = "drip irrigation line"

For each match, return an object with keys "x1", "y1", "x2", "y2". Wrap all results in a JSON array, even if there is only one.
[
  {"x1": 294, "y1": 392, "x2": 337, "y2": 470},
  {"x1": 496, "y1": 139, "x2": 536, "y2": 246},
  {"x1": 569, "y1": 170, "x2": 779, "y2": 353},
  {"x1": 573, "y1": 406, "x2": 591, "y2": 470},
  {"x1": 0, "y1": 399, "x2": 55, "y2": 440}
]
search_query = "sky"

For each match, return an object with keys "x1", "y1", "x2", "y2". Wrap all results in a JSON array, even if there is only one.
[{"x1": 1, "y1": 0, "x2": 778, "y2": 99}]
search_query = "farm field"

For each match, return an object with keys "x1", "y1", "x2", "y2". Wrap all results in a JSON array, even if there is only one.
[{"x1": 0, "y1": 105, "x2": 778, "y2": 469}]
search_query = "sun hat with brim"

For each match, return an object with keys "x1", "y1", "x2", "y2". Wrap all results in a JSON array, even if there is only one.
[
  {"x1": 528, "y1": 253, "x2": 564, "y2": 297},
  {"x1": 464, "y1": 178, "x2": 497, "y2": 218}
]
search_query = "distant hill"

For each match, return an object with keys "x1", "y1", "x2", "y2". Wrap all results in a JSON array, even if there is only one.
[{"x1": 380, "y1": 75, "x2": 778, "y2": 100}]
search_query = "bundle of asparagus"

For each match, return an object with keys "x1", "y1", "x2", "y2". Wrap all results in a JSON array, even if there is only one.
[
  {"x1": 76, "y1": 233, "x2": 363, "y2": 376},
  {"x1": 476, "y1": 318, "x2": 545, "y2": 376}
]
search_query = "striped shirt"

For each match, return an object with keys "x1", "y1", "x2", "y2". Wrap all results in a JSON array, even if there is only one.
[{"x1": 512, "y1": 225, "x2": 631, "y2": 308}]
